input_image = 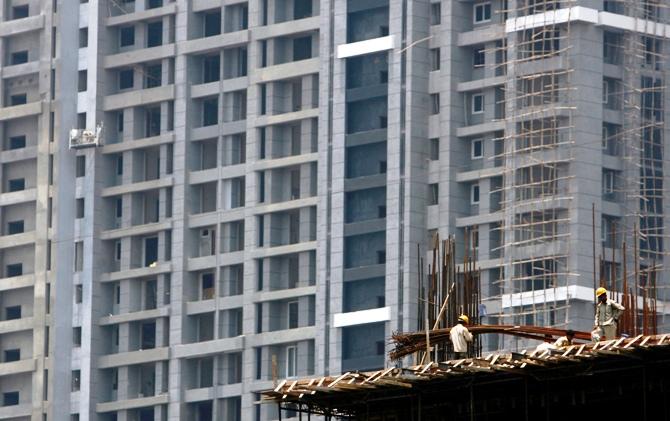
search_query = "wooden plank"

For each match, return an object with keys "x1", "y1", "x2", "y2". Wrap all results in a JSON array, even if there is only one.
[{"x1": 623, "y1": 335, "x2": 644, "y2": 349}]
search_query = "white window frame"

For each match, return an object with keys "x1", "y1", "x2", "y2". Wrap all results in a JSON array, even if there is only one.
[
  {"x1": 471, "y1": 139, "x2": 483, "y2": 159},
  {"x1": 471, "y1": 184, "x2": 480, "y2": 204},
  {"x1": 473, "y1": 47, "x2": 485, "y2": 68},
  {"x1": 472, "y1": 93, "x2": 484, "y2": 114},
  {"x1": 286, "y1": 346, "x2": 297, "y2": 378},
  {"x1": 473, "y1": 2, "x2": 492, "y2": 24},
  {"x1": 603, "y1": 170, "x2": 615, "y2": 194}
]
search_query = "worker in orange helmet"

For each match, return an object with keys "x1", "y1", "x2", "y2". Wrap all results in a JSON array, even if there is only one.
[
  {"x1": 594, "y1": 287, "x2": 624, "y2": 341},
  {"x1": 450, "y1": 314, "x2": 473, "y2": 359}
]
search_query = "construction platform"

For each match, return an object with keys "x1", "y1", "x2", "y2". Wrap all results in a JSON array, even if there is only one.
[{"x1": 264, "y1": 334, "x2": 670, "y2": 420}]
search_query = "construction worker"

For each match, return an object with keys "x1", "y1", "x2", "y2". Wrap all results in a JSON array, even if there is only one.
[
  {"x1": 553, "y1": 329, "x2": 575, "y2": 347},
  {"x1": 594, "y1": 287, "x2": 624, "y2": 340},
  {"x1": 450, "y1": 314, "x2": 473, "y2": 359},
  {"x1": 535, "y1": 334, "x2": 557, "y2": 353}
]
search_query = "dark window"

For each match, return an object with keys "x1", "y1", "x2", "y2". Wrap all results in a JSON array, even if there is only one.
[
  {"x1": 203, "y1": 55, "x2": 220, "y2": 83},
  {"x1": 76, "y1": 198, "x2": 85, "y2": 218},
  {"x1": 119, "y1": 26, "x2": 135, "y2": 47},
  {"x1": 79, "y1": 28, "x2": 88, "y2": 48},
  {"x1": 474, "y1": 47, "x2": 485, "y2": 67},
  {"x1": 147, "y1": 21, "x2": 163, "y2": 47},
  {"x1": 430, "y1": 138, "x2": 439, "y2": 160},
  {"x1": 12, "y1": 5, "x2": 29, "y2": 19},
  {"x1": 144, "y1": 237, "x2": 158, "y2": 267},
  {"x1": 377, "y1": 250, "x2": 386, "y2": 264},
  {"x1": 430, "y1": 48, "x2": 440, "y2": 71},
  {"x1": 141, "y1": 321, "x2": 156, "y2": 349},
  {"x1": 116, "y1": 155, "x2": 124, "y2": 176},
  {"x1": 75, "y1": 284, "x2": 83, "y2": 303},
  {"x1": 430, "y1": 2, "x2": 441, "y2": 25},
  {"x1": 203, "y1": 98, "x2": 218, "y2": 126},
  {"x1": 8, "y1": 178, "x2": 25, "y2": 192},
  {"x1": 145, "y1": 107, "x2": 161, "y2": 137},
  {"x1": 116, "y1": 198, "x2": 123, "y2": 218},
  {"x1": 76, "y1": 156, "x2": 86, "y2": 177},
  {"x1": 429, "y1": 183, "x2": 439, "y2": 205},
  {"x1": 474, "y1": 3, "x2": 492, "y2": 23},
  {"x1": 72, "y1": 370, "x2": 81, "y2": 391},
  {"x1": 145, "y1": 64, "x2": 162, "y2": 88},
  {"x1": 77, "y1": 113, "x2": 87, "y2": 130},
  {"x1": 10, "y1": 51, "x2": 28, "y2": 65},
  {"x1": 73, "y1": 327, "x2": 82, "y2": 347},
  {"x1": 78, "y1": 70, "x2": 87, "y2": 92},
  {"x1": 294, "y1": 0, "x2": 312, "y2": 19},
  {"x1": 10, "y1": 94, "x2": 27, "y2": 106},
  {"x1": 117, "y1": 113, "x2": 124, "y2": 133},
  {"x1": 147, "y1": 0, "x2": 163, "y2": 9},
  {"x1": 2, "y1": 392, "x2": 19, "y2": 406},
  {"x1": 293, "y1": 36, "x2": 312, "y2": 61},
  {"x1": 6, "y1": 263, "x2": 22, "y2": 277},
  {"x1": 119, "y1": 69, "x2": 134, "y2": 90},
  {"x1": 6, "y1": 306, "x2": 21, "y2": 320},
  {"x1": 8, "y1": 221, "x2": 24, "y2": 235},
  {"x1": 204, "y1": 10, "x2": 222, "y2": 37},
  {"x1": 430, "y1": 93, "x2": 440, "y2": 114},
  {"x1": 9, "y1": 136, "x2": 26, "y2": 150},
  {"x1": 4, "y1": 349, "x2": 20, "y2": 362}
]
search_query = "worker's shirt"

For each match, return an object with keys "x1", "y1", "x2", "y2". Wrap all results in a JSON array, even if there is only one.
[
  {"x1": 553, "y1": 336, "x2": 570, "y2": 347},
  {"x1": 450, "y1": 324, "x2": 473, "y2": 353},
  {"x1": 536, "y1": 342, "x2": 556, "y2": 353},
  {"x1": 595, "y1": 299, "x2": 625, "y2": 327}
]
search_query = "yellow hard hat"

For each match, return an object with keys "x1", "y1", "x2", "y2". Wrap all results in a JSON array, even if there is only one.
[
  {"x1": 458, "y1": 314, "x2": 469, "y2": 324},
  {"x1": 595, "y1": 287, "x2": 607, "y2": 297}
]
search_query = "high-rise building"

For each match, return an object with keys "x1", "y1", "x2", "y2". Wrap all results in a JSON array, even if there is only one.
[{"x1": 0, "y1": 0, "x2": 668, "y2": 420}]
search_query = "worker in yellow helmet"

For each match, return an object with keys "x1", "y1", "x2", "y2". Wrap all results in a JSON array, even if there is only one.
[
  {"x1": 594, "y1": 287, "x2": 624, "y2": 341},
  {"x1": 450, "y1": 314, "x2": 473, "y2": 359}
]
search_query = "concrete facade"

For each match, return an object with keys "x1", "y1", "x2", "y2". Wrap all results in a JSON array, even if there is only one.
[{"x1": 0, "y1": 0, "x2": 668, "y2": 420}]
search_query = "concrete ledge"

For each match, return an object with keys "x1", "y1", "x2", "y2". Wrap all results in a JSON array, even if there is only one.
[
  {"x1": 104, "y1": 44, "x2": 176, "y2": 69},
  {"x1": 345, "y1": 129, "x2": 387, "y2": 147},
  {"x1": 103, "y1": 85, "x2": 175, "y2": 111},
  {"x1": 456, "y1": 121, "x2": 505, "y2": 138},
  {"x1": 333, "y1": 307, "x2": 391, "y2": 328},
  {"x1": 251, "y1": 58, "x2": 319, "y2": 84},
  {"x1": 0, "y1": 403, "x2": 31, "y2": 419},
  {"x1": 101, "y1": 133, "x2": 174, "y2": 154},
  {"x1": 0, "y1": 274, "x2": 35, "y2": 292},
  {"x1": 179, "y1": 31, "x2": 249, "y2": 55},
  {"x1": 0, "y1": 14, "x2": 44, "y2": 37},
  {"x1": 457, "y1": 76, "x2": 506, "y2": 93},
  {"x1": 0, "y1": 316, "x2": 34, "y2": 335},
  {"x1": 100, "y1": 220, "x2": 173, "y2": 241},
  {"x1": 343, "y1": 218, "x2": 386, "y2": 237},
  {"x1": 191, "y1": 119, "x2": 246, "y2": 140},
  {"x1": 455, "y1": 211, "x2": 503, "y2": 228},
  {"x1": 101, "y1": 176, "x2": 174, "y2": 197},
  {"x1": 252, "y1": 152, "x2": 318, "y2": 171},
  {"x1": 188, "y1": 208, "x2": 245, "y2": 228},
  {"x1": 98, "y1": 347, "x2": 169, "y2": 369},
  {"x1": 247, "y1": 326, "x2": 316, "y2": 347},
  {"x1": 254, "y1": 108, "x2": 319, "y2": 127},
  {"x1": 173, "y1": 336, "x2": 244, "y2": 359},
  {"x1": 0, "y1": 102, "x2": 42, "y2": 122},
  {"x1": 184, "y1": 383, "x2": 243, "y2": 402},
  {"x1": 96, "y1": 394, "x2": 168, "y2": 413},
  {"x1": 190, "y1": 76, "x2": 249, "y2": 98},
  {"x1": 0, "y1": 358, "x2": 35, "y2": 377},
  {"x1": 249, "y1": 241, "x2": 317, "y2": 259},
  {"x1": 457, "y1": 23, "x2": 505, "y2": 47},
  {"x1": 0, "y1": 231, "x2": 35, "y2": 250},
  {"x1": 0, "y1": 145, "x2": 37, "y2": 164},
  {"x1": 101, "y1": 262, "x2": 172, "y2": 283},
  {"x1": 189, "y1": 164, "x2": 245, "y2": 184},
  {"x1": 252, "y1": 16, "x2": 319, "y2": 41},
  {"x1": 337, "y1": 35, "x2": 395, "y2": 59},
  {"x1": 253, "y1": 285, "x2": 317, "y2": 303},
  {"x1": 343, "y1": 173, "x2": 387, "y2": 192},
  {"x1": 2, "y1": 61, "x2": 40, "y2": 79},
  {"x1": 456, "y1": 167, "x2": 505, "y2": 183},
  {"x1": 346, "y1": 84, "x2": 388, "y2": 102},
  {"x1": 99, "y1": 306, "x2": 169, "y2": 326},
  {"x1": 185, "y1": 295, "x2": 245, "y2": 315},
  {"x1": 187, "y1": 251, "x2": 244, "y2": 272},
  {"x1": 106, "y1": 3, "x2": 177, "y2": 26},
  {"x1": 252, "y1": 196, "x2": 318, "y2": 216}
]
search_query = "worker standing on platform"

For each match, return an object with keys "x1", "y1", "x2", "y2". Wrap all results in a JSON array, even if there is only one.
[
  {"x1": 450, "y1": 314, "x2": 473, "y2": 359},
  {"x1": 594, "y1": 287, "x2": 624, "y2": 340}
]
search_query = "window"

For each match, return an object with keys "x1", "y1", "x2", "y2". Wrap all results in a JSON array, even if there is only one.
[
  {"x1": 8, "y1": 178, "x2": 25, "y2": 192},
  {"x1": 429, "y1": 183, "x2": 439, "y2": 205},
  {"x1": 79, "y1": 28, "x2": 88, "y2": 48},
  {"x1": 203, "y1": 97, "x2": 218, "y2": 126},
  {"x1": 430, "y1": 48, "x2": 441, "y2": 71},
  {"x1": 12, "y1": 5, "x2": 29, "y2": 19},
  {"x1": 602, "y1": 80, "x2": 608, "y2": 104},
  {"x1": 145, "y1": 106, "x2": 161, "y2": 136},
  {"x1": 471, "y1": 184, "x2": 480, "y2": 204},
  {"x1": 10, "y1": 51, "x2": 28, "y2": 65},
  {"x1": 430, "y1": 138, "x2": 439, "y2": 160},
  {"x1": 73, "y1": 327, "x2": 82, "y2": 347},
  {"x1": 78, "y1": 70, "x2": 87, "y2": 92},
  {"x1": 116, "y1": 198, "x2": 123, "y2": 218},
  {"x1": 6, "y1": 306, "x2": 21, "y2": 320},
  {"x1": 2, "y1": 392, "x2": 19, "y2": 407},
  {"x1": 430, "y1": 93, "x2": 440, "y2": 114},
  {"x1": 76, "y1": 198, "x2": 85, "y2": 218},
  {"x1": 117, "y1": 113, "x2": 124, "y2": 133},
  {"x1": 115, "y1": 241, "x2": 122, "y2": 261},
  {"x1": 145, "y1": 64, "x2": 162, "y2": 88},
  {"x1": 472, "y1": 93, "x2": 484, "y2": 114},
  {"x1": 377, "y1": 250, "x2": 386, "y2": 264},
  {"x1": 147, "y1": 21, "x2": 163, "y2": 47},
  {"x1": 8, "y1": 221, "x2": 24, "y2": 235},
  {"x1": 378, "y1": 205, "x2": 387, "y2": 218},
  {"x1": 119, "y1": 69, "x2": 133, "y2": 90},
  {"x1": 204, "y1": 10, "x2": 222, "y2": 37},
  {"x1": 74, "y1": 241, "x2": 84, "y2": 272},
  {"x1": 116, "y1": 155, "x2": 124, "y2": 176},
  {"x1": 293, "y1": 36, "x2": 312, "y2": 61},
  {"x1": 119, "y1": 26, "x2": 135, "y2": 47},
  {"x1": 10, "y1": 94, "x2": 27, "y2": 105},
  {"x1": 603, "y1": 170, "x2": 616, "y2": 195},
  {"x1": 6, "y1": 263, "x2": 22, "y2": 277},
  {"x1": 288, "y1": 301, "x2": 299, "y2": 329},
  {"x1": 4, "y1": 349, "x2": 20, "y2": 362},
  {"x1": 430, "y1": 2, "x2": 441, "y2": 25},
  {"x1": 9, "y1": 136, "x2": 26, "y2": 150},
  {"x1": 72, "y1": 370, "x2": 81, "y2": 392},
  {"x1": 474, "y1": 3, "x2": 492, "y2": 23},
  {"x1": 473, "y1": 47, "x2": 485, "y2": 67},
  {"x1": 147, "y1": 0, "x2": 163, "y2": 9},
  {"x1": 286, "y1": 346, "x2": 297, "y2": 378},
  {"x1": 203, "y1": 55, "x2": 220, "y2": 83},
  {"x1": 75, "y1": 284, "x2": 83, "y2": 303},
  {"x1": 471, "y1": 139, "x2": 483, "y2": 159}
]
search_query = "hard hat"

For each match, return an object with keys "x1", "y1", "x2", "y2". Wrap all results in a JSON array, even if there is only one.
[
  {"x1": 595, "y1": 287, "x2": 607, "y2": 297},
  {"x1": 458, "y1": 314, "x2": 469, "y2": 324}
]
